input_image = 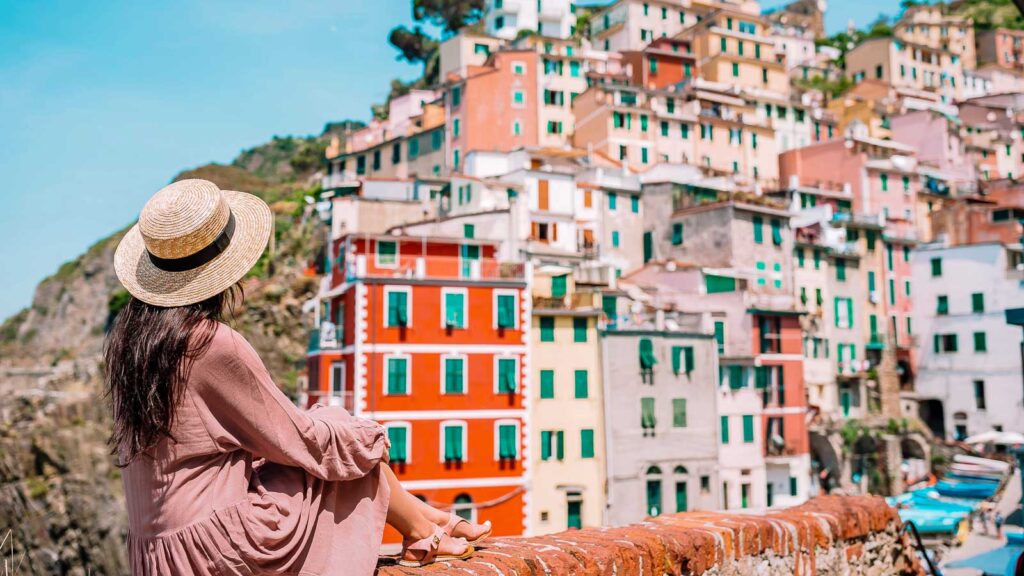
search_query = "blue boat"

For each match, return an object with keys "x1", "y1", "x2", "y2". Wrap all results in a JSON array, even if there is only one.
[{"x1": 935, "y1": 479, "x2": 998, "y2": 499}]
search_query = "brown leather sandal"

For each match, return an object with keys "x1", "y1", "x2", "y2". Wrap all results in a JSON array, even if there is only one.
[
  {"x1": 398, "y1": 526, "x2": 474, "y2": 567},
  {"x1": 442, "y1": 513, "x2": 492, "y2": 546}
]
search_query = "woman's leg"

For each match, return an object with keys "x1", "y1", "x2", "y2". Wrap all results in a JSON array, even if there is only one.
[
  {"x1": 383, "y1": 465, "x2": 491, "y2": 541},
  {"x1": 382, "y1": 464, "x2": 436, "y2": 541}
]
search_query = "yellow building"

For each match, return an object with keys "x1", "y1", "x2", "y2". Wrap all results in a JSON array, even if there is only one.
[
  {"x1": 529, "y1": 267, "x2": 607, "y2": 535},
  {"x1": 893, "y1": 4, "x2": 975, "y2": 70}
]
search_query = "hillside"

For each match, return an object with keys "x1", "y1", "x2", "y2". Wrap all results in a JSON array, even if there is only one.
[{"x1": 0, "y1": 133, "x2": 333, "y2": 575}]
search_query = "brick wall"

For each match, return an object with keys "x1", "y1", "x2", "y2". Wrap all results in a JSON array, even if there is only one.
[{"x1": 377, "y1": 496, "x2": 923, "y2": 575}]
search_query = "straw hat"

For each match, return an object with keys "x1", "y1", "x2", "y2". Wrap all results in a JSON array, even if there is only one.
[{"x1": 114, "y1": 179, "x2": 272, "y2": 307}]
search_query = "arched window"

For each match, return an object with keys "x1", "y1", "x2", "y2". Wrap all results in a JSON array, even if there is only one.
[
  {"x1": 645, "y1": 466, "x2": 663, "y2": 517},
  {"x1": 673, "y1": 465, "x2": 688, "y2": 475},
  {"x1": 453, "y1": 493, "x2": 474, "y2": 521}
]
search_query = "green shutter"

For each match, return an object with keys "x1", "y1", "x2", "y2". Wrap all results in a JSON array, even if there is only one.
[
  {"x1": 647, "y1": 479, "x2": 662, "y2": 516},
  {"x1": 580, "y1": 429, "x2": 595, "y2": 458},
  {"x1": 742, "y1": 415, "x2": 755, "y2": 443},
  {"x1": 789, "y1": 476, "x2": 798, "y2": 496},
  {"x1": 675, "y1": 481, "x2": 688, "y2": 512},
  {"x1": 551, "y1": 274, "x2": 568, "y2": 298},
  {"x1": 541, "y1": 431, "x2": 552, "y2": 460},
  {"x1": 706, "y1": 274, "x2": 737, "y2": 293},
  {"x1": 387, "y1": 291, "x2": 408, "y2": 326},
  {"x1": 574, "y1": 369, "x2": 589, "y2": 398},
  {"x1": 498, "y1": 358, "x2": 517, "y2": 393},
  {"x1": 972, "y1": 293, "x2": 985, "y2": 313},
  {"x1": 540, "y1": 370, "x2": 555, "y2": 398},
  {"x1": 639, "y1": 338, "x2": 657, "y2": 369},
  {"x1": 498, "y1": 424, "x2": 517, "y2": 459},
  {"x1": 573, "y1": 317, "x2": 588, "y2": 342},
  {"x1": 387, "y1": 357, "x2": 407, "y2": 394},
  {"x1": 752, "y1": 216, "x2": 764, "y2": 243},
  {"x1": 641, "y1": 397, "x2": 656, "y2": 429},
  {"x1": 868, "y1": 271, "x2": 876, "y2": 291},
  {"x1": 540, "y1": 317, "x2": 555, "y2": 342},
  {"x1": 631, "y1": 195, "x2": 640, "y2": 213},
  {"x1": 643, "y1": 231, "x2": 653, "y2": 263},
  {"x1": 672, "y1": 222, "x2": 683, "y2": 245},
  {"x1": 556, "y1": 431, "x2": 565, "y2": 460},
  {"x1": 445, "y1": 357, "x2": 464, "y2": 393},
  {"x1": 755, "y1": 366, "x2": 769, "y2": 389},
  {"x1": 378, "y1": 240, "x2": 397, "y2": 265},
  {"x1": 672, "y1": 398, "x2": 687, "y2": 427},
  {"x1": 672, "y1": 346, "x2": 682, "y2": 374},
  {"x1": 603, "y1": 295, "x2": 617, "y2": 325},
  {"x1": 937, "y1": 296, "x2": 948, "y2": 315},
  {"x1": 388, "y1": 426, "x2": 408, "y2": 462},
  {"x1": 497, "y1": 294, "x2": 516, "y2": 328},
  {"x1": 714, "y1": 321, "x2": 725, "y2": 353},
  {"x1": 728, "y1": 365, "x2": 744, "y2": 389},
  {"x1": 835, "y1": 258, "x2": 846, "y2": 281},
  {"x1": 931, "y1": 257, "x2": 942, "y2": 277},
  {"x1": 444, "y1": 425, "x2": 463, "y2": 461},
  {"x1": 720, "y1": 415, "x2": 729, "y2": 444},
  {"x1": 445, "y1": 292, "x2": 465, "y2": 327},
  {"x1": 684, "y1": 347, "x2": 694, "y2": 373},
  {"x1": 974, "y1": 331, "x2": 987, "y2": 352},
  {"x1": 770, "y1": 219, "x2": 783, "y2": 246}
]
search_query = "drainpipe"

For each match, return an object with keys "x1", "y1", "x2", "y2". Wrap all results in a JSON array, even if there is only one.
[{"x1": 600, "y1": 333, "x2": 615, "y2": 526}]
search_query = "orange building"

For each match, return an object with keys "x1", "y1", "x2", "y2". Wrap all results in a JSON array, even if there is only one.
[
  {"x1": 447, "y1": 50, "x2": 540, "y2": 171},
  {"x1": 622, "y1": 37, "x2": 698, "y2": 90},
  {"x1": 306, "y1": 233, "x2": 529, "y2": 543}
]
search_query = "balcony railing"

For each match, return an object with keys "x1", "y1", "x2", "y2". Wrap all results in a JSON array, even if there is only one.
[
  {"x1": 533, "y1": 291, "x2": 600, "y2": 311},
  {"x1": 346, "y1": 255, "x2": 526, "y2": 283},
  {"x1": 308, "y1": 326, "x2": 343, "y2": 353}
]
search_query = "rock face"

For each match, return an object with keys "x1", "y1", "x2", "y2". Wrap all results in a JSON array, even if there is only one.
[{"x1": 0, "y1": 135, "x2": 327, "y2": 575}]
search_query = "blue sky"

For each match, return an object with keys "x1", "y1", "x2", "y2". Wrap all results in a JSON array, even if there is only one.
[{"x1": 0, "y1": 0, "x2": 904, "y2": 320}]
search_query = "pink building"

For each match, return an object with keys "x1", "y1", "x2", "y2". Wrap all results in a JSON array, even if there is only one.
[{"x1": 890, "y1": 109, "x2": 975, "y2": 192}]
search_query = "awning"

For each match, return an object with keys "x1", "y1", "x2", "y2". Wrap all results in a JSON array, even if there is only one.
[{"x1": 945, "y1": 532, "x2": 1023, "y2": 575}]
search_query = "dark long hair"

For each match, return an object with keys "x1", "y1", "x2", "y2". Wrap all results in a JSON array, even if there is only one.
[{"x1": 104, "y1": 284, "x2": 242, "y2": 464}]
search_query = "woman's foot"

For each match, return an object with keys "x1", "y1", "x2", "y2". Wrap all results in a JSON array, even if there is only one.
[
  {"x1": 399, "y1": 526, "x2": 473, "y2": 567},
  {"x1": 441, "y1": 513, "x2": 492, "y2": 545}
]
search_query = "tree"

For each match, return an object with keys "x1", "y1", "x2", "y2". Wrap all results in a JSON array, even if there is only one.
[
  {"x1": 412, "y1": 0, "x2": 485, "y2": 33},
  {"x1": 388, "y1": 25, "x2": 439, "y2": 65}
]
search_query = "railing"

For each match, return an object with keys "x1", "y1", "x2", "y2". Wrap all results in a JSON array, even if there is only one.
[
  {"x1": 308, "y1": 326, "x2": 343, "y2": 353},
  {"x1": 533, "y1": 292, "x2": 600, "y2": 311},
  {"x1": 349, "y1": 255, "x2": 526, "y2": 283}
]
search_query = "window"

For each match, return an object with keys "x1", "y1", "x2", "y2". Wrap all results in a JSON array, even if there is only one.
[
  {"x1": 551, "y1": 274, "x2": 567, "y2": 298},
  {"x1": 936, "y1": 295, "x2": 949, "y2": 315},
  {"x1": 569, "y1": 60, "x2": 580, "y2": 77},
  {"x1": 442, "y1": 422, "x2": 466, "y2": 462},
  {"x1": 930, "y1": 257, "x2": 942, "y2": 277},
  {"x1": 608, "y1": 192, "x2": 617, "y2": 211},
  {"x1": 769, "y1": 219, "x2": 783, "y2": 246},
  {"x1": 672, "y1": 398, "x2": 687, "y2": 427},
  {"x1": 453, "y1": 118, "x2": 461, "y2": 137},
  {"x1": 496, "y1": 293, "x2": 516, "y2": 329},
  {"x1": 974, "y1": 380, "x2": 986, "y2": 410},
  {"x1": 580, "y1": 429, "x2": 595, "y2": 458},
  {"x1": 574, "y1": 370, "x2": 589, "y2": 398},
  {"x1": 649, "y1": 57, "x2": 658, "y2": 74},
  {"x1": 742, "y1": 415, "x2": 755, "y2": 443},
  {"x1": 386, "y1": 288, "x2": 409, "y2": 327},
  {"x1": 437, "y1": 289, "x2": 466, "y2": 330},
  {"x1": 443, "y1": 356, "x2": 466, "y2": 394},
  {"x1": 431, "y1": 130, "x2": 442, "y2": 151},
  {"x1": 972, "y1": 292, "x2": 985, "y2": 313},
  {"x1": 641, "y1": 147, "x2": 649, "y2": 164},
  {"x1": 386, "y1": 356, "x2": 409, "y2": 395},
  {"x1": 611, "y1": 231, "x2": 620, "y2": 247},
  {"x1": 720, "y1": 415, "x2": 729, "y2": 444},
  {"x1": 512, "y1": 61, "x2": 525, "y2": 75},
  {"x1": 732, "y1": 62, "x2": 740, "y2": 77},
  {"x1": 645, "y1": 466, "x2": 662, "y2": 516},
  {"x1": 752, "y1": 216, "x2": 764, "y2": 244},
  {"x1": 813, "y1": 249, "x2": 821, "y2": 269},
  {"x1": 377, "y1": 240, "x2": 397, "y2": 267},
  {"x1": 933, "y1": 333, "x2": 958, "y2": 353},
  {"x1": 497, "y1": 422, "x2": 518, "y2": 460},
  {"x1": 496, "y1": 357, "x2": 517, "y2": 393},
  {"x1": 387, "y1": 424, "x2": 409, "y2": 463},
  {"x1": 512, "y1": 90, "x2": 525, "y2": 106},
  {"x1": 330, "y1": 361, "x2": 345, "y2": 395},
  {"x1": 672, "y1": 346, "x2": 694, "y2": 375},
  {"x1": 372, "y1": 149, "x2": 381, "y2": 171},
  {"x1": 902, "y1": 175, "x2": 910, "y2": 193},
  {"x1": 540, "y1": 430, "x2": 565, "y2": 461},
  {"x1": 573, "y1": 317, "x2": 588, "y2": 343},
  {"x1": 834, "y1": 297, "x2": 853, "y2": 328},
  {"x1": 539, "y1": 368, "x2": 553, "y2": 398},
  {"x1": 641, "y1": 397, "x2": 656, "y2": 430},
  {"x1": 512, "y1": 120, "x2": 522, "y2": 136},
  {"x1": 880, "y1": 173, "x2": 888, "y2": 192},
  {"x1": 714, "y1": 321, "x2": 725, "y2": 354},
  {"x1": 451, "y1": 85, "x2": 462, "y2": 107},
  {"x1": 639, "y1": 338, "x2": 657, "y2": 371},
  {"x1": 835, "y1": 258, "x2": 846, "y2": 281},
  {"x1": 631, "y1": 195, "x2": 640, "y2": 213},
  {"x1": 660, "y1": 120, "x2": 669, "y2": 137},
  {"x1": 681, "y1": 123, "x2": 689, "y2": 139},
  {"x1": 973, "y1": 331, "x2": 987, "y2": 353},
  {"x1": 540, "y1": 316, "x2": 555, "y2": 342}
]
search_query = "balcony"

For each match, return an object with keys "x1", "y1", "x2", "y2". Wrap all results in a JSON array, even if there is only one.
[
  {"x1": 533, "y1": 291, "x2": 601, "y2": 311},
  {"x1": 349, "y1": 255, "x2": 526, "y2": 283},
  {"x1": 308, "y1": 326, "x2": 343, "y2": 354}
]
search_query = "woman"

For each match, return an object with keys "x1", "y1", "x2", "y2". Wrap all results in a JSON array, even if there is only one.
[{"x1": 108, "y1": 180, "x2": 489, "y2": 575}]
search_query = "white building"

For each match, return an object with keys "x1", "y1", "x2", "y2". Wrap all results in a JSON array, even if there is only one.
[
  {"x1": 485, "y1": 0, "x2": 577, "y2": 40},
  {"x1": 912, "y1": 242, "x2": 1024, "y2": 441}
]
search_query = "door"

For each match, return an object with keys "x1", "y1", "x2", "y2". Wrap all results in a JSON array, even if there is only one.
[
  {"x1": 538, "y1": 179, "x2": 550, "y2": 211},
  {"x1": 840, "y1": 389, "x2": 851, "y2": 417},
  {"x1": 330, "y1": 361, "x2": 346, "y2": 407},
  {"x1": 566, "y1": 493, "x2": 582, "y2": 529}
]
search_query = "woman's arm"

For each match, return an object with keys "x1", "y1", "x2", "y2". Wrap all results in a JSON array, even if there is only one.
[{"x1": 192, "y1": 327, "x2": 387, "y2": 482}]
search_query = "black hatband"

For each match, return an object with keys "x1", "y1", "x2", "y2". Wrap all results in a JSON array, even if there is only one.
[{"x1": 148, "y1": 212, "x2": 236, "y2": 272}]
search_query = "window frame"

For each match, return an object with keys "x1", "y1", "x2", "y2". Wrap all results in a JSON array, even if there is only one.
[
  {"x1": 383, "y1": 353, "x2": 412, "y2": 396},
  {"x1": 493, "y1": 355, "x2": 519, "y2": 394},
  {"x1": 385, "y1": 421, "x2": 413, "y2": 464},
  {"x1": 439, "y1": 420, "x2": 468, "y2": 463},
  {"x1": 376, "y1": 239, "x2": 399, "y2": 269},
  {"x1": 493, "y1": 289, "x2": 519, "y2": 329},
  {"x1": 383, "y1": 285, "x2": 412, "y2": 328},
  {"x1": 441, "y1": 354, "x2": 469, "y2": 395},
  {"x1": 493, "y1": 419, "x2": 521, "y2": 461},
  {"x1": 441, "y1": 287, "x2": 469, "y2": 329}
]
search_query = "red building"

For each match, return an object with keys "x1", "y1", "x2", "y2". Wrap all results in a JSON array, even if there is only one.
[
  {"x1": 622, "y1": 37, "x2": 698, "y2": 90},
  {"x1": 306, "y1": 233, "x2": 529, "y2": 543}
]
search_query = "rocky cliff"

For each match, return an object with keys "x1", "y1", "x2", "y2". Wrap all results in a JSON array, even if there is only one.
[{"x1": 0, "y1": 134, "x2": 332, "y2": 575}]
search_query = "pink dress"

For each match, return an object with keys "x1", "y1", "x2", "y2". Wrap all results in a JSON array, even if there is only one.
[{"x1": 122, "y1": 323, "x2": 390, "y2": 575}]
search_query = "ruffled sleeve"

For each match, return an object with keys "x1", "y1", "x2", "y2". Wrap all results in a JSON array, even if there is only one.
[{"x1": 190, "y1": 325, "x2": 386, "y2": 482}]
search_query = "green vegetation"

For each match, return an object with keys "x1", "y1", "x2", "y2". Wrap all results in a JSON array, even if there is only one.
[
  {"x1": 953, "y1": 0, "x2": 1024, "y2": 31},
  {"x1": 26, "y1": 476, "x2": 49, "y2": 500},
  {"x1": 0, "y1": 308, "x2": 28, "y2": 343},
  {"x1": 794, "y1": 75, "x2": 854, "y2": 98}
]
